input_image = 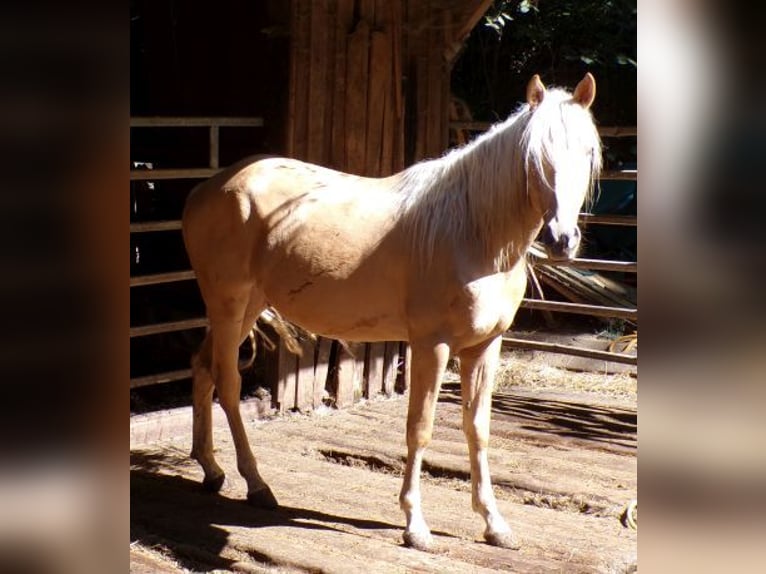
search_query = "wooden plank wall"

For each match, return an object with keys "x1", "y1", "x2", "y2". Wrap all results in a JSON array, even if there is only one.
[
  {"x1": 281, "y1": 0, "x2": 408, "y2": 412},
  {"x1": 277, "y1": 0, "x2": 492, "y2": 412}
]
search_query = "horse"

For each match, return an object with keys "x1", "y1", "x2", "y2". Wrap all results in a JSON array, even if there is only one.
[{"x1": 181, "y1": 73, "x2": 601, "y2": 551}]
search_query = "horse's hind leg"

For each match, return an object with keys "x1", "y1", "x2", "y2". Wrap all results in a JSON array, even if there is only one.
[
  {"x1": 458, "y1": 336, "x2": 519, "y2": 549},
  {"x1": 208, "y1": 287, "x2": 278, "y2": 508},
  {"x1": 190, "y1": 332, "x2": 225, "y2": 492},
  {"x1": 399, "y1": 341, "x2": 450, "y2": 551}
]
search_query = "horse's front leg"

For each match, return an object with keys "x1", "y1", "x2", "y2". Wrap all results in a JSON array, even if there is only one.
[
  {"x1": 399, "y1": 341, "x2": 450, "y2": 551},
  {"x1": 459, "y1": 336, "x2": 519, "y2": 549}
]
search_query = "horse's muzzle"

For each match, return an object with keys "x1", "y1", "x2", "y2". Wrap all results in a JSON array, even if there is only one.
[{"x1": 541, "y1": 225, "x2": 580, "y2": 261}]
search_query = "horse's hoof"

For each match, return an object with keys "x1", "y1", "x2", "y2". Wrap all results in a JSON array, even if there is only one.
[
  {"x1": 402, "y1": 530, "x2": 434, "y2": 552},
  {"x1": 202, "y1": 474, "x2": 225, "y2": 493},
  {"x1": 247, "y1": 486, "x2": 279, "y2": 509},
  {"x1": 484, "y1": 529, "x2": 521, "y2": 550}
]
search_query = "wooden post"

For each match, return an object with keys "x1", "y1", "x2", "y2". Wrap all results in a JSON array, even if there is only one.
[
  {"x1": 364, "y1": 342, "x2": 385, "y2": 398},
  {"x1": 276, "y1": 339, "x2": 297, "y2": 412},
  {"x1": 295, "y1": 338, "x2": 316, "y2": 412},
  {"x1": 395, "y1": 342, "x2": 411, "y2": 393},
  {"x1": 208, "y1": 125, "x2": 219, "y2": 169},
  {"x1": 382, "y1": 341, "x2": 399, "y2": 396},
  {"x1": 336, "y1": 343, "x2": 360, "y2": 408},
  {"x1": 313, "y1": 337, "x2": 333, "y2": 407}
]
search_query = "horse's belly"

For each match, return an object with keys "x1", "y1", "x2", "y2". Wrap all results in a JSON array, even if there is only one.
[
  {"x1": 268, "y1": 289, "x2": 407, "y2": 342},
  {"x1": 259, "y1": 255, "x2": 408, "y2": 342}
]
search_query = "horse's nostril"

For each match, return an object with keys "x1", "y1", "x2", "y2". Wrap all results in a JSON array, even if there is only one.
[{"x1": 541, "y1": 226, "x2": 555, "y2": 246}]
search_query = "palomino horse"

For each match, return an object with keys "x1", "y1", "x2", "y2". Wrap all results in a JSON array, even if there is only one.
[{"x1": 182, "y1": 73, "x2": 600, "y2": 550}]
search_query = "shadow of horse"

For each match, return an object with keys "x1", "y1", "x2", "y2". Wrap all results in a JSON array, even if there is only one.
[
  {"x1": 130, "y1": 450, "x2": 454, "y2": 571},
  {"x1": 440, "y1": 381, "x2": 637, "y2": 452}
]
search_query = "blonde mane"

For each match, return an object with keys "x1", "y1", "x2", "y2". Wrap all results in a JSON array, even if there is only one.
[{"x1": 397, "y1": 88, "x2": 601, "y2": 271}]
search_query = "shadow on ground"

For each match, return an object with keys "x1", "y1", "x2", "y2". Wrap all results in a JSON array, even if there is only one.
[
  {"x1": 131, "y1": 450, "x2": 436, "y2": 572},
  {"x1": 440, "y1": 381, "x2": 636, "y2": 452}
]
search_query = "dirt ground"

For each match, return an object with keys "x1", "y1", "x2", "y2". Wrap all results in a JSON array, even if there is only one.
[{"x1": 130, "y1": 349, "x2": 637, "y2": 573}]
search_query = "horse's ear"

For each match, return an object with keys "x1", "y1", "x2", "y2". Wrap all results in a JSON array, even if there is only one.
[
  {"x1": 526, "y1": 74, "x2": 546, "y2": 108},
  {"x1": 573, "y1": 73, "x2": 596, "y2": 109}
]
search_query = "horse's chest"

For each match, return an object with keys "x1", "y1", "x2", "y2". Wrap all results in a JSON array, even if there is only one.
[{"x1": 451, "y1": 272, "x2": 527, "y2": 343}]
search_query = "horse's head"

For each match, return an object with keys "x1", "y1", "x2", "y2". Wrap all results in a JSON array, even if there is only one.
[{"x1": 524, "y1": 73, "x2": 601, "y2": 261}]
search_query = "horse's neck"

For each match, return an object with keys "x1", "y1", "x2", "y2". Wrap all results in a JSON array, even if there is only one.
[{"x1": 448, "y1": 117, "x2": 542, "y2": 271}]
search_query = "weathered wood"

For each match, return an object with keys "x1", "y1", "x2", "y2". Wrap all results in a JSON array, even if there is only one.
[
  {"x1": 345, "y1": 20, "x2": 371, "y2": 173},
  {"x1": 365, "y1": 31, "x2": 391, "y2": 175},
  {"x1": 531, "y1": 257, "x2": 637, "y2": 273},
  {"x1": 411, "y1": 0, "x2": 428, "y2": 162},
  {"x1": 289, "y1": 0, "x2": 312, "y2": 159},
  {"x1": 448, "y1": 121, "x2": 637, "y2": 138},
  {"x1": 579, "y1": 213, "x2": 637, "y2": 226},
  {"x1": 323, "y1": 0, "x2": 339, "y2": 165},
  {"x1": 307, "y1": 0, "x2": 329, "y2": 164},
  {"x1": 296, "y1": 338, "x2": 317, "y2": 412},
  {"x1": 130, "y1": 117, "x2": 264, "y2": 127},
  {"x1": 382, "y1": 341, "x2": 399, "y2": 396},
  {"x1": 336, "y1": 343, "x2": 360, "y2": 408},
  {"x1": 130, "y1": 368, "x2": 192, "y2": 389},
  {"x1": 536, "y1": 266, "x2": 636, "y2": 309},
  {"x1": 520, "y1": 299, "x2": 637, "y2": 321},
  {"x1": 364, "y1": 342, "x2": 386, "y2": 398},
  {"x1": 360, "y1": 0, "x2": 376, "y2": 21},
  {"x1": 313, "y1": 337, "x2": 333, "y2": 407},
  {"x1": 130, "y1": 220, "x2": 183, "y2": 233},
  {"x1": 502, "y1": 336, "x2": 637, "y2": 366},
  {"x1": 425, "y1": 11, "x2": 443, "y2": 157},
  {"x1": 130, "y1": 168, "x2": 217, "y2": 181},
  {"x1": 277, "y1": 338, "x2": 298, "y2": 412},
  {"x1": 130, "y1": 270, "x2": 196, "y2": 287},
  {"x1": 390, "y1": 0, "x2": 404, "y2": 172},
  {"x1": 331, "y1": 0, "x2": 355, "y2": 169},
  {"x1": 208, "y1": 126, "x2": 219, "y2": 169},
  {"x1": 130, "y1": 317, "x2": 207, "y2": 338},
  {"x1": 444, "y1": 0, "x2": 493, "y2": 64},
  {"x1": 395, "y1": 342, "x2": 411, "y2": 394}
]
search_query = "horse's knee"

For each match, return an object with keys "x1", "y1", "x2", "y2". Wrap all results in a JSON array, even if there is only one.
[{"x1": 216, "y1": 375, "x2": 242, "y2": 415}]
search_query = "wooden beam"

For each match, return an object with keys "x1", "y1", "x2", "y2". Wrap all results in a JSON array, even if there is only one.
[
  {"x1": 130, "y1": 317, "x2": 207, "y2": 338},
  {"x1": 444, "y1": 0, "x2": 493, "y2": 64},
  {"x1": 130, "y1": 220, "x2": 183, "y2": 233},
  {"x1": 502, "y1": 337, "x2": 637, "y2": 366},
  {"x1": 579, "y1": 213, "x2": 637, "y2": 226},
  {"x1": 130, "y1": 270, "x2": 196, "y2": 287},
  {"x1": 520, "y1": 299, "x2": 637, "y2": 321},
  {"x1": 130, "y1": 117, "x2": 264, "y2": 127},
  {"x1": 130, "y1": 168, "x2": 218, "y2": 181},
  {"x1": 448, "y1": 121, "x2": 637, "y2": 138},
  {"x1": 531, "y1": 258, "x2": 637, "y2": 273}
]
